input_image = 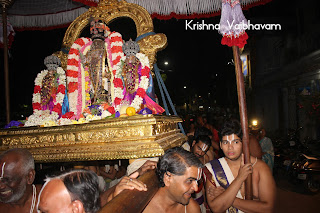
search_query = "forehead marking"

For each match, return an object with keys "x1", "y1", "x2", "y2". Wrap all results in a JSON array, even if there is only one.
[
  {"x1": 223, "y1": 135, "x2": 240, "y2": 144},
  {"x1": 0, "y1": 162, "x2": 6, "y2": 180},
  {"x1": 197, "y1": 167, "x2": 202, "y2": 181},
  {"x1": 201, "y1": 144, "x2": 208, "y2": 152}
]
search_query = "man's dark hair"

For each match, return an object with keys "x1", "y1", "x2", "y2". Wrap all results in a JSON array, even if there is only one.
[
  {"x1": 220, "y1": 119, "x2": 243, "y2": 139},
  {"x1": 156, "y1": 147, "x2": 203, "y2": 187},
  {"x1": 45, "y1": 169, "x2": 100, "y2": 213},
  {"x1": 194, "y1": 127, "x2": 212, "y2": 139},
  {"x1": 194, "y1": 135, "x2": 212, "y2": 148}
]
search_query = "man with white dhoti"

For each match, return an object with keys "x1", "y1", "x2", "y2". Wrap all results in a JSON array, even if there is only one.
[{"x1": 204, "y1": 120, "x2": 276, "y2": 213}]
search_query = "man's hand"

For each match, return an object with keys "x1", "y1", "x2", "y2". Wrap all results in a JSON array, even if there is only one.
[
  {"x1": 113, "y1": 172, "x2": 147, "y2": 198},
  {"x1": 236, "y1": 154, "x2": 253, "y2": 182},
  {"x1": 136, "y1": 160, "x2": 157, "y2": 176},
  {"x1": 207, "y1": 186, "x2": 225, "y2": 200}
]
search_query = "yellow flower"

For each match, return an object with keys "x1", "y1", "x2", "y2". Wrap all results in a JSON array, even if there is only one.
[
  {"x1": 72, "y1": 120, "x2": 78, "y2": 124},
  {"x1": 78, "y1": 118, "x2": 87, "y2": 123},
  {"x1": 126, "y1": 107, "x2": 136, "y2": 116},
  {"x1": 43, "y1": 120, "x2": 57, "y2": 127}
]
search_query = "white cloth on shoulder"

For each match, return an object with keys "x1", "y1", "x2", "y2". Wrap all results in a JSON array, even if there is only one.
[{"x1": 205, "y1": 158, "x2": 244, "y2": 213}]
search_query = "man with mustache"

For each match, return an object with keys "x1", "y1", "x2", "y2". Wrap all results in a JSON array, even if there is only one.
[
  {"x1": 0, "y1": 148, "x2": 41, "y2": 213},
  {"x1": 190, "y1": 135, "x2": 211, "y2": 213},
  {"x1": 204, "y1": 119, "x2": 276, "y2": 213},
  {"x1": 191, "y1": 135, "x2": 212, "y2": 164},
  {"x1": 0, "y1": 148, "x2": 147, "y2": 213},
  {"x1": 143, "y1": 147, "x2": 202, "y2": 213}
]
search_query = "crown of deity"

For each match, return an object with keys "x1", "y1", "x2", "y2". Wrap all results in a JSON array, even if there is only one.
[
  {"x1": 122, "y1": 39, "x2": 140, "y2": 56},
  {"x1": 44, "y1": 55, "x2": 61, "y2": 71},
  {"x1": 90, "y1": 18, "x2": 110, "y2": 40}
]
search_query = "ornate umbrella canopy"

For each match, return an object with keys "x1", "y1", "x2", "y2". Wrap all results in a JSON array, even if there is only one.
[{"x1": 6, "y1": 0, "x2": 272, "y2": 30}]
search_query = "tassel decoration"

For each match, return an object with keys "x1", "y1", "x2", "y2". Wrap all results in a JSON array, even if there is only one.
[{"x1": 219, "y1": 0, "x2": 249, "y2": 48}]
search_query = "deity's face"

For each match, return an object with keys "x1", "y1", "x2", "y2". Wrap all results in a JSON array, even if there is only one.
[
  {"x1": 38, "y1": 179, "x2": 74, "y2": 213},
  {"x1": 220, "y1": 134, "x2": 243, "y2": 161},
  {"x1": 165, "y1": 166, "x2": 199, "y2": 205},
  {"x1": 192, "y1": 140, "x2": 209, "y2": 159},
  {"x1": 126, "y1": 55, "x2": 137, "y2": 64},
  {"x1": 0, "y1": 155, "x2": 28, "y2": 204}
]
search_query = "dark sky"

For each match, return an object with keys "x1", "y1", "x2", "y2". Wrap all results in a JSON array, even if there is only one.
[{"x1": 0, "y1": 0, "x2": 288, "y2": 122}]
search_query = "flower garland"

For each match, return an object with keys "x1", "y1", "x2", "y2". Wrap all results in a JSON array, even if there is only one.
[
  {"x1": 118, "y1": 52, "x2": 150, "y2": 111},
  {"x1": 66, "y1": 31, "x2": 125, "y2": 118},
  {"x1": 26, "y1": 67, "x2": 66, "y2": 126},
  {"x1": 109, "y1": 32, "x2": 125, "y2": 112},
  {"x1": 67, "y1": 37, "x2": 91, "y2": 119}
]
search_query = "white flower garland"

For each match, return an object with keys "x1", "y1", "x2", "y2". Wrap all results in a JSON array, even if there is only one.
[
  {"x1": 117, "y1": 53, "x2": 150, "y2": 111},
  {"x1": 26, "y1": 67, "x2": 66, "y2": 127}
]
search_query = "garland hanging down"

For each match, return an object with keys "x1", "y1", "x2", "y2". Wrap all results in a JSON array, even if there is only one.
[
  {"x1": 66, "y1": 31, "x2": 125, "y2": 119},
  {"x1": 117, "y1": 53, "x2": 151, "y2": 111},
  {"x1": 25, "y1": 67, "x2": 66, "y2": 126}
]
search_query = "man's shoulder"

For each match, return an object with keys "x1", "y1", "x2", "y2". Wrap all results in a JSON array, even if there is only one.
[
  {"x1": 254, "y1": 158, "x2": 272, "y2": 174},
  {"x1": 187, "y1": 198, "x2": 201, "y2": 213}
]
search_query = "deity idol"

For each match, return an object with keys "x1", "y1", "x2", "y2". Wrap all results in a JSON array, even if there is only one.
[
  {"x1": 120, "y1": 40, "x2": 164, "y2": 114},
  {"x1": 67, "y1": 19, "x2": 124, "y2": 119},
  {"x1": 67, "y1": 19, "x2": 164, "y2": 119},
  {"x1": 80, "y1": 19, "x2": 111, "y2": 104},
  {"x1": 25, "y1": 55, "x2": 67, "y2": 126}
]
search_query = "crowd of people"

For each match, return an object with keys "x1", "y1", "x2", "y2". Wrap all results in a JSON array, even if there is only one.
[{"x1": 0, "y1": 118, "x2": 276, "y2": 213}]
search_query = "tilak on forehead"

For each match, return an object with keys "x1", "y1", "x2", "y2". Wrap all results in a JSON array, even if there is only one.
[
  {"x1": 0, "y1": 162, "x2": 6, "y2": 180},
  {"x1": 201, "y1": 144, "x2": 208, "y2": 152},
  {"x1": 196, "y1": 167, "x2": 202, "y2": 181},
  {"x1": 223, "y1": 134, "x2": 241, "y2": 144}
]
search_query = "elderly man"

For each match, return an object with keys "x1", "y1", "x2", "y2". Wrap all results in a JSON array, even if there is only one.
[
  {"x1": 37, "y1": 169, "x2": 147, "y2": 213},
  {"x1": 37, "y1": 169, "x2": 100, "y2": 213},
  {"x1": 0, "y1": 148, "x2": 41, "y2": 213},
  {"x1": 1, "y1": 148, "x2": 147, "y2": 213},
  {"x1": 143, "y1": 147, "x2": 202, "y2": 213}
]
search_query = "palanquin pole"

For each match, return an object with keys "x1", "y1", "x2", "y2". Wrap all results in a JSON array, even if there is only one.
[{"x1": 0, "y1": 0, "x2": 14, "y2": 124}]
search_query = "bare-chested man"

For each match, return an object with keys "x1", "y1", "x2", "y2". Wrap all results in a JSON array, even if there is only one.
[
  {"x1": 0, "y1": 148, "x2": 41, "y2": 213},
  {"x1": 0, "y1": 148, "x2": 147, "y2": 213},
  {"x1": 143, "y1": 147, "x2": 202, "y2": 213},
  {"x1": 204, "y1": 119, "x2": 276, "y2": 213}
]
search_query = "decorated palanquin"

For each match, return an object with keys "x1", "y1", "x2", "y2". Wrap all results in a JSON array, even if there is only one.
[{"x1": 0, "y1": 0, "x2": 186, "y2": 162}]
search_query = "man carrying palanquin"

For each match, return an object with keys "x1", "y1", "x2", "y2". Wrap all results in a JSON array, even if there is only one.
[
  {"x1": 143, "y1": 147, "x2": 202, "y2": 213},
  {"x1": 0, "y1": 148, "x2": 41, "y2": 213}
]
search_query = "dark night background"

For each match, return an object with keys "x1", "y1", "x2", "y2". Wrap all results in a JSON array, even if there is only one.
[{"x1": 0, "y1": 0, "x2": 318, "y2": 133}]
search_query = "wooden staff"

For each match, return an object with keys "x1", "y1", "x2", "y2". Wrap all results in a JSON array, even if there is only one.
[
  {"x1": 1, "y1": 0, "x2": 14, "y2": 124},
  {"x1": 232, "y1": 45, "x2": 253, "y2": 200}
]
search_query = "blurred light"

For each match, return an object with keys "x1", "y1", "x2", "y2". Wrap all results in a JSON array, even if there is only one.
[
  {"x1": 164, "y1": 61, "x2": 169, "y2": 65},
  {"x1": 252, "y1": 120, "x2": 258, "y2": 126},
  {"x1": 184, "y1": 86, "x2": 187, "y2": 89}
]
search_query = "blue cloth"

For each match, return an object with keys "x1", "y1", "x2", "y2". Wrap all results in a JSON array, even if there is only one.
[
  {"x1": 259, "y1": 137, "x2": 274, "y2": 172},
  {"x1": 61, "y1": 88, "x2": 69, "y2": 115}
]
